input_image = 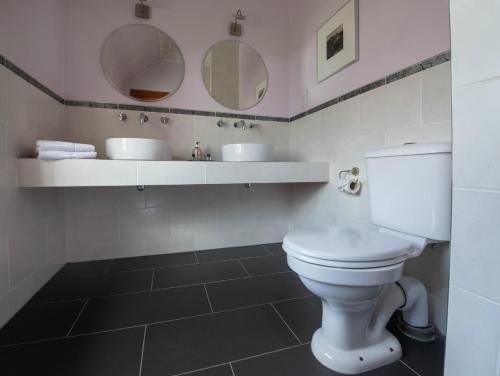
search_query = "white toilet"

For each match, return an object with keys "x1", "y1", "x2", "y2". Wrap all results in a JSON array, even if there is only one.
[{"x1": 283, "y1": 143, "x2": 452, "y2": 375}]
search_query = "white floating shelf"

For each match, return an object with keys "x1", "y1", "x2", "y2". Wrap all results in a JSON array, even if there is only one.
[{"x1": 17, "y1": 159, "x2": 329, "y2": 187}]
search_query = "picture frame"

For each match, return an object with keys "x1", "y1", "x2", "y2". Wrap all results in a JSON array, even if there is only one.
[{"x1": 317, "y1": 0, "x2": 359, "y2": 83}]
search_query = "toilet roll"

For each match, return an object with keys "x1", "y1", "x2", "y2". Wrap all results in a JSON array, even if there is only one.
[{"x1": 337, "y1": 178, "x2": 361, "y2": 195}]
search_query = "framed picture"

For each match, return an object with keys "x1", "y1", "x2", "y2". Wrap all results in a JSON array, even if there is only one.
[{"x1": 317, "y1": 0, "x2": 359, "y2": 82}]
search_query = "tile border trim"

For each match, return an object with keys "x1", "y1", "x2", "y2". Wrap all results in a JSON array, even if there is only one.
[
  {"x1": 1, "y1": 50, "x2": 450, "y2": 124},
  {"x1": 3, "y1": 57, "x2": 65, "y2": 104},
  {"x1": 289, "y1": 50, "x2": 451, "y2": 122}
]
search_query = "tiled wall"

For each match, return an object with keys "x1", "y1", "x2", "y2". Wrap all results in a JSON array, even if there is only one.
[
  {"x1": 288, "y1": 62, "x2": 452, "y2": 334},
  {"x1": 62, "y1": 108, "x2": 292, "y2": 261},
  {"x1": 0, "y1": 64, "x2": 66, "y2": 328},
  {"x1": 445, "y1": 1, "x2": 500, "y2": 374}
]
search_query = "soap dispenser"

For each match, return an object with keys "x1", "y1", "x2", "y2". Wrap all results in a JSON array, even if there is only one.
[{"x1": 192, "y1": 142, "x2": 203, "y2": 161}]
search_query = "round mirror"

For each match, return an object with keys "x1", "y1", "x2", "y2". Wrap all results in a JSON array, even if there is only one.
[
  {"x1": 202, "y1": 40, "x2": 268, "y2": 110},
  {"x1": 101, "y1": 24, "x2": 185, "y2": 102}
]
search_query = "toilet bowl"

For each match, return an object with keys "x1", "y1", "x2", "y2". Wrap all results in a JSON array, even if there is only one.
[
  {"x1": 284, "y1": 224, "x2": 418, "y2": 374},
  {"x1": 283, "y1": 143, "x2": 452, "y2": 374}
]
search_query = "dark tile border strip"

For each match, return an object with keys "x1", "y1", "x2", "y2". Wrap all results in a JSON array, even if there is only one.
[
  {"x1": 290, "y1": 50, "x2": 451, "y2": 122},
  {"x1": 1, "y1": 50, "x2": 450, "y2": 124}
]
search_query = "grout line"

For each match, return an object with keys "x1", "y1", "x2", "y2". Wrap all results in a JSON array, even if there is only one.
[
  {"x1": 400, "y1": 360, "x2": 423, "y2": 376},
  {"x1": 66, "y1": 298, "x2": 89, "y2": 337},
  {"x1": 1, "y1": 295, "x2": 314, "y2": 348},
  {"x1": 229, "y1": 362, "x2": 236, "y2": 376},
  {"x1": 203, "y1": 284, "x2": 214, "y2": 313},
  {"x1": 138, "y1": 326, "x2": 147, "y2": 376},
  {"x1": 169, "y1": 363, "x2": 232, "y2": 376},
  {"x1": 29, "y1": 270, "x2": 295, "y2": 307},
  {"x1": 193, "y1": 251, "x2": 200, "y2": 264},
  {"x1": 238, "y1": 260, "x2": 252, "y2": 277},
  {"x1": 270, "y1": 303, "x2": 302, "y2": 344},
  {"x1": 232, "y1": 342, "x2": 305, "y2": 365},
  {"x1": 30, "y1": 270, "x2": 300, "y2": 308},
  {"x1": 261, "y1": 244, "x2": 274, "y2": 256},
  {"x1": 169, "y1": 343, "x2": 306, "y2": 376},
  {"x1": 149, "y1": 269, "x2": 155, "y2": 291},
  {"x1": 103, "y1": 260, "x2": 113, "y2": 274}
]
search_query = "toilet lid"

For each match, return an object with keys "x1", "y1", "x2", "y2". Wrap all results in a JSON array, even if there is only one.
[{"x1": 283, "y1": 224, "x2": 414, "y2": 267}]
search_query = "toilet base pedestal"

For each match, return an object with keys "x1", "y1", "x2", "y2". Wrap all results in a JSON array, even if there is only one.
[{"x1": 311, "y1": 328, "x2": 402, "y2": 375}]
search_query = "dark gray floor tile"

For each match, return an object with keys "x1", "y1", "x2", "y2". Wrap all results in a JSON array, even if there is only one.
[
  {"x1": 232, "y1": 344, "x2": 416, "y2": 376},
  {"x1": 30, "y1": 270, "x2": 152, "y2": 304},
  {"x1": 273, "y1": 296, "x2": 322, "y2": 342},
  {"x1": 262, "y1": 243, "x2": 284, "y2": 255},
  {"x1": 206, "y1": 272, "x2": 310, "y2": 312},
  {"x1": 71, "y1": 285, "x2": 211, "y2": 334},
  {"x1": 388, "y1": 322, "x2": 445, "y2": 376},
  {"x1": 54, "y1": 260, "x2": 112, "y2": 279},
  {"x1": 108, "y1": 252, "x2": 197, "y2": 273},
  {"x1": 154, "y1": 260, "x2": 247, "y2": 289},
  {"x1": 196, "y1": 245, "x2": 269, "y2": 263},
  {"x1": 240, "y1": 255, "x2": 290, "y2": 276},
  {"x1": 0, "y1": 300, "x2": 86, "y2": 345},
  {"x1": 142, "y1": 305, "x2": 298, "y2": 376},
  {"x1": 0, "y1": 327, "x2": 144, "y2": 376},
  {"x1": 184, "y1": 365, "x2": 233, "y2": 376}
]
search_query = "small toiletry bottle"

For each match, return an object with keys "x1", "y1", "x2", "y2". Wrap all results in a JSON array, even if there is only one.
[{"x1": 192, "y1": 142, "x2": 202, "y2": 161}]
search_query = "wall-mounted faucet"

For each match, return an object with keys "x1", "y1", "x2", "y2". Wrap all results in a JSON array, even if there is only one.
[
  {"x1": 217, "y1": 119, "x2": 226, "y2": 128},
  {"x1": 140, "y1": 113, "x2": 149, "y2": 125},
  {"x1": 234, "y1": 120, "x2": 256, "y2": 130},
  {"x1": 160, "y1": 115, "x2": 169, "y2": 125},
  {"x1": 117, "y1": 113, "x2": 128, "y2": 122}
]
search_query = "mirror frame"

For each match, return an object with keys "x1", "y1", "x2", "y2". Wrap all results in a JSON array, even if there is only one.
[
  {"x1": 201, "y1": 39, "x2": 269, "y2": 111},
  {"x1": 101, "y1": 24, "x2": 186, "y2": 102}
]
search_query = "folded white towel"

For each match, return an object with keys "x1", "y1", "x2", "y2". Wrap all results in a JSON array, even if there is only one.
[
  {"x1": 36, "y1": 140, "x2": 96, "y2": 153},
  {"x1": 37, "y1": 151, "x2": 97, "y2": 160}
]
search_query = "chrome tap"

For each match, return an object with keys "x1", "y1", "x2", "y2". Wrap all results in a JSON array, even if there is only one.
[
  {"x1": 234, "y1": 120, "x2": 246, "y2": 130},
  {"x1": 139, "y1": 113, "x2": 149, "y2": 125}
]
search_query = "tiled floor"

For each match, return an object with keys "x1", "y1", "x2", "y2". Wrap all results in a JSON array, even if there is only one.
[{"x1": 0, "y1": 243, "x2": 445, "y2": 376}]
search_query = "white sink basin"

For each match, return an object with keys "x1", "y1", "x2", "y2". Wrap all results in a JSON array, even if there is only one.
[
  {"x1": 106, "y1": 138, "x2": 172, "y2": 160},
  {"x1": 222, "y1": 143, "x2": 273, "y2": 162}
]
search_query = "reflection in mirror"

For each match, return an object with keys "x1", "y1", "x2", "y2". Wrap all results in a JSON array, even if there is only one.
[
  {"x1": 202, "y1": 40, "x2": 268, "y2": 110},
  {"x1": 101, "y1": 24, "x2": 185, "y2": 102}
]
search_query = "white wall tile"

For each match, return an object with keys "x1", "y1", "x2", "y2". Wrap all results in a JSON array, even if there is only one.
[
  {"x1": 422, "y1": 62, "x2": 452, "y2": 124},
  {"x1": 451, "y1": 189, "x2": 500, "y2": 304},
  {"x1": 146, "y1": 186, "x2": 195, "y2": 208},
  {"x1": 453, "y1": 79, "x2": 500, "y2": 190},
  {"x1": 90, "y1": 187, "x2": 145, "y2": 210},
  {"x1": 450, "y1": 0, "x2": 500, "y2": 87},
  {"x1": 385, "y1": 122, "x2": 451, "y2": 146},
  {"x1": 445, "y1": 286, "x2": 500, "y2": 376},
  {"x1": 359, "y1": 74, "x2": 420, "y2": 133},
  {"x1": 193, "y1": 232, "x2": 239, "y2": 251},
  {"x1": 119, "y1": 208, "x2": 171, "y2": 241},
  {"x1": 0, "y1": 67, "x2": 66, "y2": 327}
]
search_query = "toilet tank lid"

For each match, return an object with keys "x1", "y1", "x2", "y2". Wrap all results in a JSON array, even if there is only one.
[{"x1": 365, "y1": 143, "x2": 451, "y2": 159}]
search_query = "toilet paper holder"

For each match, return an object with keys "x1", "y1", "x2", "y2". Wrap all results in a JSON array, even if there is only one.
[
  {"x1": 337, "y1": 167, "x2": 361, "y2": 195},
  {"x1": 338, "y1": 167, "x2": 359, "y2": 180}
]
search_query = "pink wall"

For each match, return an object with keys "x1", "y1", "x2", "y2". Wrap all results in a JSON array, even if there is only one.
[
  {"x1": 288, "y1": 0, "x2": 451, "y2": 116},
  {"x1": 0, "y1": 0, "x2": 66, "y2": 95},
  {"x1": 64, "y1": 0, "x2": 291, "y2": 117}
]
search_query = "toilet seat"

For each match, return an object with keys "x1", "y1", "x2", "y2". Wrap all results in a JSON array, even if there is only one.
[{"x1": 283, "y1": 224, "x2": 414, "y2": 269}]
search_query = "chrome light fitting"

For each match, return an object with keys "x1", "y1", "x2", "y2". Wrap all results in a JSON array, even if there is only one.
[
  {"x1": 135, "y1": 0, "x2": 150, "y2": 19},
  {"x1": 230, "y1": 9, "x2": 246, "y2": 36}
]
